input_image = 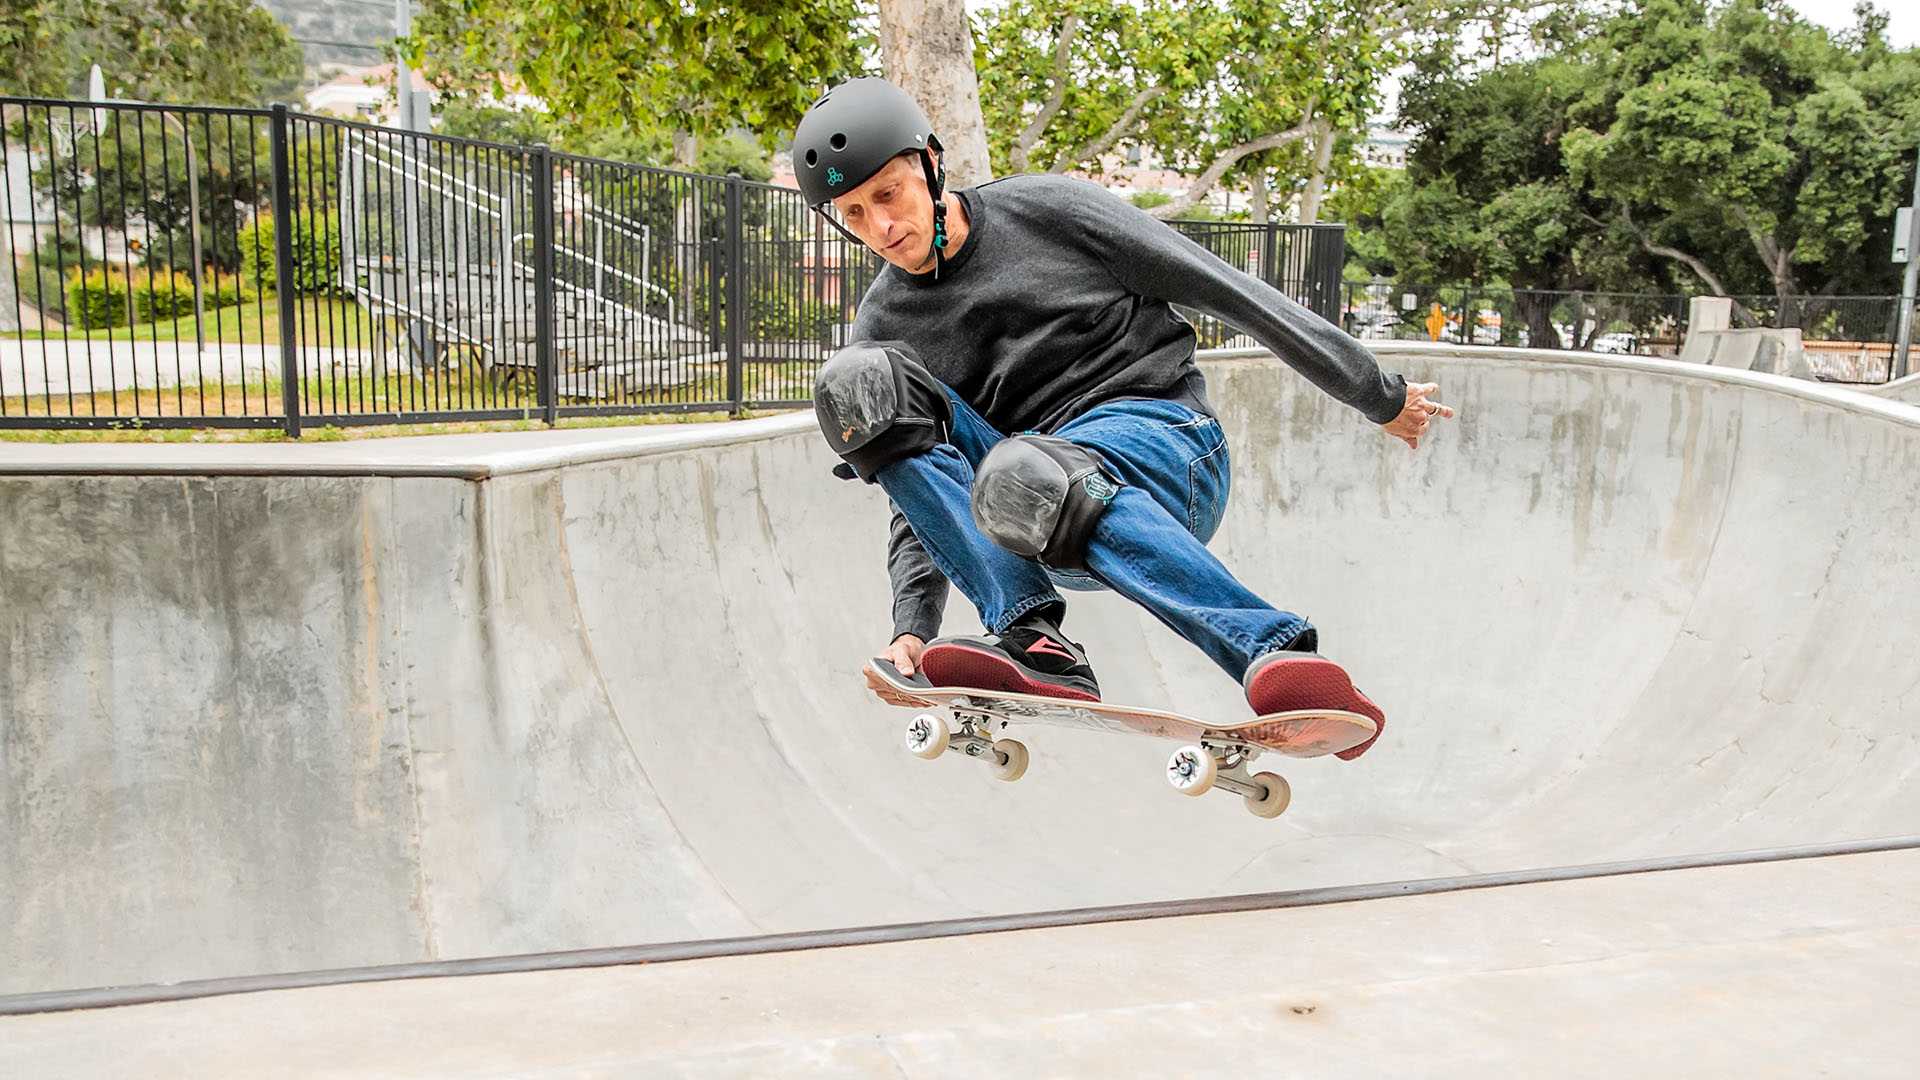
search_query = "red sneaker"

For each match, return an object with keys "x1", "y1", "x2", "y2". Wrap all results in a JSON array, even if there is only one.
[
  {"x1": 1243, "y1": 649, "x2": 1385, "y2": 760},
  {"x1": 919, "y1": 614, "x2": 1100, "y2": 702}
]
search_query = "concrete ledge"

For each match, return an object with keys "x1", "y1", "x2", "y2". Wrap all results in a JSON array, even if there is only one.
[
  {"x1": 3, "y1": 342, "x2": 1917, "y2": 480},
  {"x1": 0, "y1": 410, "x2": 815, "y2": 479}
]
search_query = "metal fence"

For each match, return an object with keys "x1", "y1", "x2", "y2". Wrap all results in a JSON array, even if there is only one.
[
  {"x1": 1344, "y1": 283, "x2": 1907, "y2": 382},
  {"x1": 1168, "y1": 221, "x2": 1346, "y2": 348},
  {"x1": 1, "y1": 96, "x2": 1346, "y2": 435}
]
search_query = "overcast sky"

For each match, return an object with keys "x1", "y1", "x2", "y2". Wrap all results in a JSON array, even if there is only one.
[{"x1": 1784, "y1": 0, "x2": 1916, "y2": 46}]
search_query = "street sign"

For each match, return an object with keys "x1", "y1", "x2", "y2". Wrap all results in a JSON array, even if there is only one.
[{"x1": 1896, "y1": 207, "x2": 1912, "y2": 263}]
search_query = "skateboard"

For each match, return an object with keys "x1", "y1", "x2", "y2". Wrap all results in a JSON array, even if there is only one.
[{"x1": 863, "y1": 659, "x2": 1377, "y2": 820}]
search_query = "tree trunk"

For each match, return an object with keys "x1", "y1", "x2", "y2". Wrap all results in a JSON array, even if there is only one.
[
  {"x1": 1736, "y1": 207, "x2": 1800, "y2": 327},
  {"x1": 876, "y1": 0, "x2": 994, "y2": 188},
  {"x1": 1517, "y1": 292, "x2": 1561, "y2": 349},
  {"x1": 672, "y1": 130, "x2": 700, "y2": 170},
  {"x1": 1009, "y1": 14, "x2": 1078, "y2": 174},
  {"x1": 1249, "y1": 173, "x2": 1269, "y2": 224},
  {"x1": 1297, "y1": 118, "x2": 1335, "y2": 225},
  {"x1": 1149, "y1": 118, "x2": 1317, "y2": 220},
  {"x1": 1048, "y1": 85, "x2": 1165, "y2": 174},
  {"x1": 1768, "y1": 250, "x2": 1799, "y2": 328},
  {"x1": 1616, "y1": 207, "x2": 1735, "y2": 297}
]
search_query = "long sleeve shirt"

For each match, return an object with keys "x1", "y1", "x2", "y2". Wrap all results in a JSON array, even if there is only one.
[{"x1": 845, "y1": 173, "x2": 1406, "y2": 642}]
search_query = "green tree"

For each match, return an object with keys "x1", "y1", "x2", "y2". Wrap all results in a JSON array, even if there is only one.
[
  {"x1": 976, "y1": 0, "x2": 1390, "y2": 218},
  {"x1": 406, "y1": 0, "x2": 865, "y2": 168},
  {"x1": 975, "y1": 1, "x2": 1559, "y2": 222},
  {"x1": 1385, "y1": 47, "x2": 1663, "y2": 345},
  {"x1": 33, "y1": 113, "x2": 271, "y2": 273},
  {"x1": 1322, "y1": 164, "x2": 1405, "y2": 282},
  {"x1": 1563, "y1": 0, "x2": 1920, "y2": 311},
  {"x1": 0, "y1": 0, "x2": 302, "y2": 105},
  {"x1": 434, "y1": 101, "x2": 559, "y2": 149},
  {"x1": 0, "y1": 0, "x2": 66, "y2": 98}
]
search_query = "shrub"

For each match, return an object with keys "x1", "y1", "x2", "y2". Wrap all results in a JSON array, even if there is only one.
[
  {"x1": 131, "y1": 271, "x2": 253, "y2": 322},
  {"x1": 749, "y1": 291, "x2": 837, "y2": 340},
  {"x1": 66, "y1": 268, "x2": 134, "y2": 329},
  {"x1": 66, "y1": 267, "x2": 252, "y2": 329},
  {"x1": 239, "y1": 212, "x2": 344, "y2": 296}
]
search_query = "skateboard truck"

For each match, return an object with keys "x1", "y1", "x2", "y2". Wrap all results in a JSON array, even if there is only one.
[
  {"x1": 1166, "y1": 739, "x2": 1292, "y2": 818},
  {"x1": 903, "y1": 699, "x2": 1030, "y2": 782}
]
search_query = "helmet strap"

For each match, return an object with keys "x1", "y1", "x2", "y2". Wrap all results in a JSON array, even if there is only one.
[
  {"x1": 808, "y1": 205, "x2": 865, "y2": 248},
  {"x1": 919, "y1": 146, "x2": 948, "y2": 280}
]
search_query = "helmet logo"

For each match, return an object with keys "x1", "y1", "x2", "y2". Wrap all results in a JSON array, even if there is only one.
[{"x1": 826, "y1": 166, "x2": 844, "y2": 186}]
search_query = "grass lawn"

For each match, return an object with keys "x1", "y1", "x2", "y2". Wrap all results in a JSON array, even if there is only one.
[
  {"x1": 0, "y1": 360, "x2": 814, "y2": 442},
  {"x1": 2, "y1": 297, "x2": 381, "y2": 349}
]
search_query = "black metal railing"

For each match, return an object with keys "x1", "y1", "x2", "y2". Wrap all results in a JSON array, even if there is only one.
[
  {"x1": 1168, "y1": 221, "x2": 1346, "y2": 348},
  {"x1": 3, "y1": 96, "x2": 1353, "y2": 434},
  {"x1": 1342, "y1": 284, "x2": 1691, "y2": 354},
  {"x1": 1342, "y1": 282, "x2": 1907, "y2": 382},
  {"x1": 1, "y1": 98, "x2": 286, "y2": 427}
]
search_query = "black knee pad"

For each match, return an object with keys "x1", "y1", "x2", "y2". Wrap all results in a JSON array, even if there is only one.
[
  {"x1": 813, "y1": 341, "x2": 953, "y2": 482},
  {"x1": 970, "y1": 434, "x2": 1122, "y2": 572}
]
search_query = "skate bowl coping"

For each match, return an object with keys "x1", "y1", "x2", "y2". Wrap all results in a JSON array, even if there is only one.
[
  {"x1": 1872, "y1": 370, "x2": 1920, "y2": 405},
  {"x1": 1, "y1": 342, "x2": 1916, "y2": 995}
]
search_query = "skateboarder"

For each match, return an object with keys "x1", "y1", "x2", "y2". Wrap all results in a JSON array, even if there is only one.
[{"x1": 794, "y1": 79, "x2": 1453, "y2": 759}]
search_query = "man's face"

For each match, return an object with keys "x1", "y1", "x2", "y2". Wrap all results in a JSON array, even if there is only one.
[{"x1": 830, "y1": 153, "x2": 937, "y2": 272}]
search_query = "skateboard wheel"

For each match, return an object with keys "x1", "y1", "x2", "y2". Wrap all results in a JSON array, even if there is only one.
[
  {"x1": 989, "y1": 738, "x2": 1029, "y2": 782},
  {"x1": 905, "y1": 713, "x2": 950, "y2": 759},
  {"x1": 1166, "y1": 746, "x2": 1216, "y2": 796},
  {"x1": 1244, "y1": 772, "x2": 1291, "y2": 818}
]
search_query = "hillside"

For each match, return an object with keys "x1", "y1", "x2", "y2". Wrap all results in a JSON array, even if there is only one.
[{"x1": 258, "y1": 0, "x2": 398, "y2": 68}]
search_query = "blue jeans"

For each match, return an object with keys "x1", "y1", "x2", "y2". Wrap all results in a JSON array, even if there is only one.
[{"x1": 874, "y1": 390, "x2": 1312, "y2": 680}]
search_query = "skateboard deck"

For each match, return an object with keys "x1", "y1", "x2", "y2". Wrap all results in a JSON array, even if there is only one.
[
  {"x1": 863, "y1": 659, "x2": 1376, "y2": 758},
  {"x1": 862, "y1": 658, "x2": 1375, "y2": 818}
]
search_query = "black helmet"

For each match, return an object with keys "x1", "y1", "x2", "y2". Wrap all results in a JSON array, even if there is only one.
[{"x1": 793, "y1": 78, "x2": 944, "y2": 207}]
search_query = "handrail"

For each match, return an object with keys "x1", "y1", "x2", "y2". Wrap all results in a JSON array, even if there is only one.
[
  {"x1": 344, "y1": 136, "x2": 511, "y2": 217},
  {"x1": 511, "y1": 233, "x2": 670, "y2": 305},
  {"x1": 343, "y1": 281, "x2": 496, "y2": 360}
]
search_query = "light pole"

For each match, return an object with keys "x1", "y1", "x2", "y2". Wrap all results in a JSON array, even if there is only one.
[
  {"x1": 395, "y1": 0, "x2": 416, "y2": 133},
  {"x1": 1895, "y1": 142, "x2": 1920, "y2": 382}
]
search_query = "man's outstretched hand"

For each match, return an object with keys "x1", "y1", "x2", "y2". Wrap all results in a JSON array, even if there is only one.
[
  {"x1": 1382, "y1": 381, "x2": 1456, "y2": 450},
  {"x1": 882, "y1": 633, "x2": 927, "y2": 676}
]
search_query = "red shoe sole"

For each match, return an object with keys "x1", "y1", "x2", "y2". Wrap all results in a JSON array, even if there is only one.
[
  {"x1": 1246, "y1": 656, "x2": 1386, "y2": 761},
  {"x1": 919, "y1": 641, "x2": 1101, "y2": 702}
]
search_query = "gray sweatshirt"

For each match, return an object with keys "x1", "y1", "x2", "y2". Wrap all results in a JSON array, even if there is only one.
[{"x1": 846, "y1": 173, "x2": 1406, "y2": 642}]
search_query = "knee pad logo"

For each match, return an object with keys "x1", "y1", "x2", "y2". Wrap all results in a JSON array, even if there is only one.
[{"x1": 1081, "y1": 473, "x2": 1117, "y2": 503}]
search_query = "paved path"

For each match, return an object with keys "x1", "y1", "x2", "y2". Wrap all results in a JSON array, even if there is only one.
[{"x1": 4, "y1": 849, "x2": 1915, "y2": 1076}]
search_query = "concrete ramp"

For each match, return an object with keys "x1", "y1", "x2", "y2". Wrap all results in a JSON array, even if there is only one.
[
  {"x1": 3, "y1": 344, "x2": 1918, "y2": 995},
  {"x1": 1875, "y1": 370, "x2": 1920, "y2": 405}
]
